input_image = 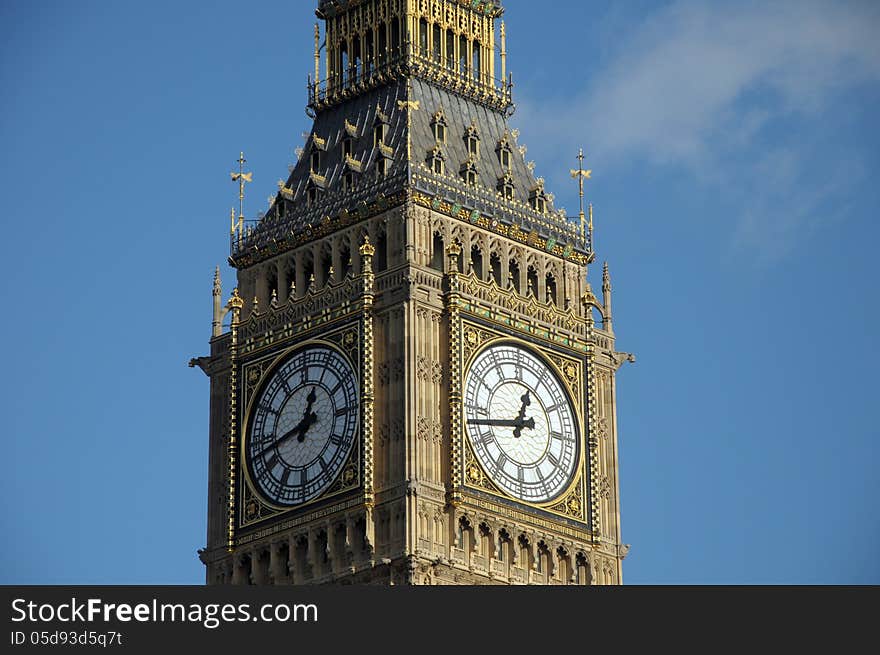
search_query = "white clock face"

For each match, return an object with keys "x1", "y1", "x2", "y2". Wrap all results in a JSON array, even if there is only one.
[
  {"x1": 246, "y1": 345, "x2": 358, "y2": 507},
  {"x1": 464, "y1": 343, "x2": 579, "y2": 503}
]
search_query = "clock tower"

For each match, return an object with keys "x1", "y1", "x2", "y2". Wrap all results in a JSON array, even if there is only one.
[{"x1": 193, "y1": 0, "x2": 631, "y2": 585}]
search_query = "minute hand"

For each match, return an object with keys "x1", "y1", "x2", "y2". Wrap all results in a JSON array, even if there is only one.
[{"x1": 468, "y1": 417, "x2": 536, "y2": 429}]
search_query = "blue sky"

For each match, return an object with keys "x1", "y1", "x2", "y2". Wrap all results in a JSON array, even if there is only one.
[{"x1": 2, "y1": 0, "x2": 878, "y2": 584}]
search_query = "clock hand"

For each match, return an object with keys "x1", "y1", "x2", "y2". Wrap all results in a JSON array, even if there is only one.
[
  {"x1": 256, "y1": 387, "x2": 321, "y2": 457},
  {"x1": 295, "y1": 411, "x2": 318, "y2": 443},
  {"x1": 468, "y1": 418, "x2": 537, "y2": 429},
  {"x1": 512, "y1": 391, "x2": 531, "y2": 439}
]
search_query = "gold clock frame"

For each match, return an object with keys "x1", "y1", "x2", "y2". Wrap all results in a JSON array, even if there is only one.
[
  {"x1": 237, "y1": 330, "x2": 362, "y2": 529},
  {"x1": 457, "y1": 321, "x2": 591, "y2": 524}
]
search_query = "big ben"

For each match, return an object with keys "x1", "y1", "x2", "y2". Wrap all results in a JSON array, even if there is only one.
[{"x1": 192, "y1": 0, "x2": 631, "y2": 585}]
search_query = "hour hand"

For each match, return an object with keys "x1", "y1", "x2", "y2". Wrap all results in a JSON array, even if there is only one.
[{"x1": 468, "y1": 418, "x2": 535, "y2": 427}]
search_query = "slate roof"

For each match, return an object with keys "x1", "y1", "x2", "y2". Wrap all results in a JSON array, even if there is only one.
[{"x1": 230, "y1": 76, "x2": 586, "y2": 268}]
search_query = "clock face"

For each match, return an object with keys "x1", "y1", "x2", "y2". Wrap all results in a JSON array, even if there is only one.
[
  {"x1": 464, "y1": 343, "x2": 579, "y2": 503},
  {"x1": 246, "y1": 344, "x2": 359, "y2": 508}
]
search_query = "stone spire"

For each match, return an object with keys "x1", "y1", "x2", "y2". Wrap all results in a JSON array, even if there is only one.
[
  {"x1": 212, "y1": 267, "x2": 223, "y2": 337},
  {"x1": 602, "y1": 261, "x2": 613, "y2": 335}
]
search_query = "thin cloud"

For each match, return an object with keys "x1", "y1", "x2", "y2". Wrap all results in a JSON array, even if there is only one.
[{"x1": 515, "y1": 0, "x2": 880, "y2": 262}]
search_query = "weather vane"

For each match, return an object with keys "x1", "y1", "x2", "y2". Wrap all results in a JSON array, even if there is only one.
[
  {"x1": 230, "y1": 151, "x2": 253, "y2": 237},
  {"x1": 570, "y1": 148, "x2": 593, "y2": 249}
]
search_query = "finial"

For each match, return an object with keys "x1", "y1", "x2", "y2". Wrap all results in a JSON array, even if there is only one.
[
  {"x1": 314, "y1": 23, "x2": 321, "y2": 93},
  {"x1": 500, "y1": 21, "x2": 507, "y2": 93},
  {"x1": 570, "y1": 148, "x2": 592, "y2": 241},
  {"x1": 589, "y1": 202, "x2": 594, "y2": 251},
  {"x1": 230, "y1": 152, "x2": 253, "y2": 225},
  {"x1": 270, "y1": 288, "x2": 278, "y2": 308},
  {"x1": 603, "y1": 261, "x2": 610, "y2": 284},
  {"x1": 289, "y1": 279, "x2": 296, "y2": 295},
  {"x1": 213, "y1": 266, "x2": 222, "y2": 296},
  {"x1": 359, "y1": 234, "x2": 376, "y2": 257},
  {"x1": 252, "y1": 295, "x2": 259, "y2": 312},
  {"x1": 227, "y1": 287, "x2": 244, "y2": 310},
  {"x1": 229, "y1": 207, "x2": 236, "y2": 236},
  {"x1": 446, "y1": 242, "x2": 462, "y2": 257}
]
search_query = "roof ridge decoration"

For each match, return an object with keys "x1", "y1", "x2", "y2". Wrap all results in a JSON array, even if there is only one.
[
  {"x1": 374, "y1": 104, "x2": 391, "y2": 125},
  {"x1": 344, "y1": 154, "x2": 363, "y2": 173}
]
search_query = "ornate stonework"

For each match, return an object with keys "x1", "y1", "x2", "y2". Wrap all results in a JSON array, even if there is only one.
[{"x1": 195, "y1": 0, "x2": 630, "y2": 586}]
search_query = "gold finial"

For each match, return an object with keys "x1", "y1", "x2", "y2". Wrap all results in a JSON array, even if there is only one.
[
  {"x1": 570, "y1": 148, "x2": 592, "y2": 240},
  {"x1": 270, "y1": 288, "x2": 278, "y2": 307},
  {"x1": 359, "y1": 234, "x2": 376, "y2": 257},
  {"x1": 500, "y1": 21, "x2": 507, "y2": 91},
  {"x1": 230, "y1": 151, "x2": 253, "y2": 227},
  {"x1": 227, "y1": 287, "x2": 244, "y2": 310},
  {"x1": 229, "y1": 207, "x2": 236, "y2": 236},
  {"x1": 252, "y1": 295, "x2": 259, "y2": 312}
]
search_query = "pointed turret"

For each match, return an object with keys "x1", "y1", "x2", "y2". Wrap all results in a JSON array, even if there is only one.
[
  {"x1": 212, "y1": 267, "x2": 223, "y2": 337},
  {"x1": 602, "y1": 261, "x2": 613, "y2": 334}
]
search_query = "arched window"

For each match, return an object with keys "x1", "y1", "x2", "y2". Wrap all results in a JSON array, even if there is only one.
[
  {"x1": 472, "y1": 41, "x2": 481, "y2": 81},
  {"x1": 307, "y1": 185, "x2": 320, "y2": 206},
  {"x1": 321, "y1": 251, "x2": 333, "y2": 286},
  {"x1": 391, "y1": 18, "x2": 400, "y2": 58},
  {"x1": 459, "y1": 35, "x2": 468, "y2": 74},
  {"x1": 430, "y1": 233, "x2": 444, "y2": 271},
  {"x1": 340, "y1": 40, "x2": 349, "y2": 86},
  {"x1": 508, "y1": 259, "x2": 520, "y2": 292},
  {"x1": 546, "y1": 273, "x2": 557, "y2": 304},
  {"x1": 490, "y1": 252, "x2": 502, "y2": 285},
  {"x1": 352, "y1": 36, "x2": 361, "y2": 81},
  {"x1": 378, "y1": 23, "x2": 387, "y2": 64},
  {"x1": 375, "y1": 231, "x2": 388, "y2": 272},
  {"x1": 340, "y1": 244, "x2": 351, "y2": 279},
  {"x1": 446, "y1": 29, "x2": 455, "y2": 69},
  {"x1": 365, "y1": 30, "x2": 375, "y2": 73},
  {"x1": 374, "y1": 123, "x2": 385, "y2": 147},
  {"x1": 432, "y1": 24, "x2": 442, "y2": 61},
  {"x1": 419, "y1": 19, "x2": 429, "y2": 57},
  {"x1": 470, "y1": 245, "x2": 483, "y2": 278},
  {"x1": 527, "y1": 266, "x2": 538, "y2": 297}
]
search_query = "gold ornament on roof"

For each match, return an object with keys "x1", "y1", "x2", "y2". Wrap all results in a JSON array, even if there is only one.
[{"x1": 359, "y1": 235, "x2": 375, "y2": 257}]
